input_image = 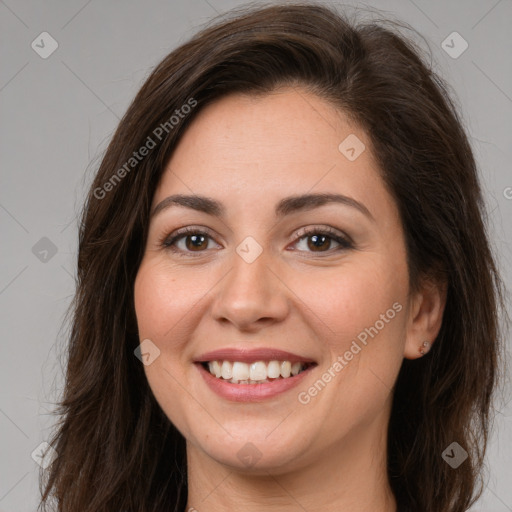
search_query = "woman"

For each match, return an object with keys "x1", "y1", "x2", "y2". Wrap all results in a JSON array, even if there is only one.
[{"x1": 39, "y1": 2, "x2": 506, "y2": 511}]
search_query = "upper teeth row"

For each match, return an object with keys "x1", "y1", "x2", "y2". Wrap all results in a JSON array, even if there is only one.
[{"x1": 207, "y1": 360, "x2": 306, "y2": 382}]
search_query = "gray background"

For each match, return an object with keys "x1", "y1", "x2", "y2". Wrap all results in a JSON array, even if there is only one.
[{"x1": 1, "y1": 0, "x2": 511, "y2": 510}]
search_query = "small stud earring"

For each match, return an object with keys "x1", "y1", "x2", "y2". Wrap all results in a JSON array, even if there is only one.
[{"x1": 419, "y1": 341, "x2": 430, "y2": 355}]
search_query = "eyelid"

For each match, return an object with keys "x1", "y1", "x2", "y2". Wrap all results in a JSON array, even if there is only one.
[
  {"x1": 158, "y1": 225, "x2": 220, "y2": 250},
  {"x1": 292, "y1": 225, "x2": 354, "y2": 246}
]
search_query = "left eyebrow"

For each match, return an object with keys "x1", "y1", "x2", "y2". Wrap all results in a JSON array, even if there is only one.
[
  {"x1": 275, "y1": 192, "x2": 375, "y2": 222},
  {"x1": 150, "y1": 192, "x2": 375, "y2": 222}
]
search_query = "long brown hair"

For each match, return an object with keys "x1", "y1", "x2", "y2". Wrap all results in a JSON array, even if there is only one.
[{"x1": 39, "y1": 2, "x2": 507, "y2": 511}]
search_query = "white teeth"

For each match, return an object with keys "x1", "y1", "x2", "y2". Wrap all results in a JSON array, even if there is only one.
[
  {"x1": 280, "y1": 361, "x2": 291, "y2": 378},
  {"x1": 208, "y1": 361, "x2": 222, "y2": 378},
  {"x1": 206, "y1": 359, "x2": 309, "y2": 383},
  {"x1": 232, "y1": 362, "x2": 250, "y2": 381},
  {"x1": 291, "y1": 362, "x2": 302, "y2": 376},
  {"x1": 221, "y1": 361, "x2": 233, "y2": 380},
  {"x1": 250, "y1": 361, "x2": 267, "y2": 381},
  {"x1": 267, "y1": 360, "x2": 281, "y2": 378}
]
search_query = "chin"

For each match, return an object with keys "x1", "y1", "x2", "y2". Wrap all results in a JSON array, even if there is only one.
[{"x1": 187, "y1": 422, "x2": 313, "y2": 474}]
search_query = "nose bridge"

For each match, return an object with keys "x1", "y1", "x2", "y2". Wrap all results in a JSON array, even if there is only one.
[{"x1": 211, "y1": 239, "x2": 288, "y2": 328}]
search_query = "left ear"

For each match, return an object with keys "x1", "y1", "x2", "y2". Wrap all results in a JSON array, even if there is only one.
[{"x1": 404, "y1": 275, "x2": 447, "y2": 360}]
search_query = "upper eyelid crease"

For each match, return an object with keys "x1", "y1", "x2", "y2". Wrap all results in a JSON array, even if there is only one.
[{"x1": 150, "y1": 193, "x2": 375, "y2": 223}]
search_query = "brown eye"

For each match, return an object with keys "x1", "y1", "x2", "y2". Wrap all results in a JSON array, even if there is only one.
[
  {"x1": 162, "y1": 227, "x2": 219, "y2": 255},
  {"x1": 306, "y1": 234, "x2": 332, "y2": 252},
  {"x1": 292, "y1": 227, "x2": 353, "y2": 254},
  {"x1": 184, "y1": 234, "x2": 209, "y2": 251}
]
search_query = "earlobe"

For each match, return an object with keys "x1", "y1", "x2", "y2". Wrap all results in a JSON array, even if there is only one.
[{"x1": 403, "y1": 277, "x2": 447, "y2": 360}]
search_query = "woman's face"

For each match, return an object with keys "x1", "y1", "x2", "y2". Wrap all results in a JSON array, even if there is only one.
[{"x1": 134, "y1": 87, "x2": 421, "y2": 474}]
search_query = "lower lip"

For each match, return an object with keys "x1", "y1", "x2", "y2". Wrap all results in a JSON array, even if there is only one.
[{"x1": 196, "y1": 363, "x2": 316, "y2": 402}]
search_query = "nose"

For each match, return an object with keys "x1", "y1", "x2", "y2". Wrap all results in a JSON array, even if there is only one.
[{"x1": 210, "y1": 247, "x2": 289, "y2": 332}]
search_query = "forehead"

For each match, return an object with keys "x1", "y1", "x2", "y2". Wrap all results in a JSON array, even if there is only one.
[
  {"x1": 165, "y1": 88, "x2": 361, "y2": 174},
  {"x1": 153, "y1": 88, "x2": 395, "y2": 226}
]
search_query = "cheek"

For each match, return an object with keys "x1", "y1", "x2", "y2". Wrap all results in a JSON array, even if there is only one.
[
  {"x1": 292, "y1": 254, "x2": 409, "y2": 401},
  {"x1": 293, "y1": 260, "x2": 407, "y2": 425},
  {"x1": 303, "y1": 261, "x2": 405, "y2": 342},
  {"x1": 133, "y1": 261, "x2": 198, "y2": 433},
  {"x1": 134, "y1": 260, "x2": 201, "y2": 342}
]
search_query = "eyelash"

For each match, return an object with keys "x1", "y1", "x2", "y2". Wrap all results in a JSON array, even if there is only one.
[{"x1": 159, "y1": 225, "x2": 354, "y2": 257}]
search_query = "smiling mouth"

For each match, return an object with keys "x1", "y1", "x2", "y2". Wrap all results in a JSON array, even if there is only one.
[{"x1": 201, "y1": 360, "x2": 316, "y2": 384}]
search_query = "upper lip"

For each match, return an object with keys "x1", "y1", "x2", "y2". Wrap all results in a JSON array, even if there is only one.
[{"x1": 194, "y1": 348, "x2": 317, "y2": 364}]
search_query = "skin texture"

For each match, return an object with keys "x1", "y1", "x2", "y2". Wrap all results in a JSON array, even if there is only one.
[{"x1": 133, "y1": 87, "x2": 446, "y2": 512}]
